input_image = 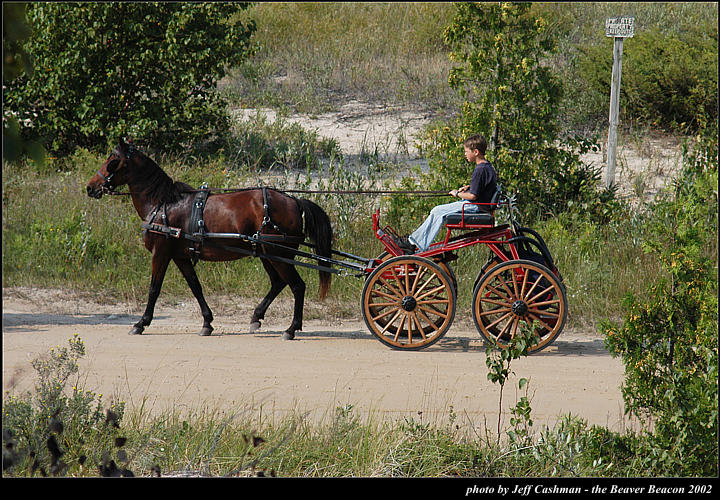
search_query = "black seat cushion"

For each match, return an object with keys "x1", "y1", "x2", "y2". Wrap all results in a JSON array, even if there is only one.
[{"x1": 443, "y1": 211, "x2": 494, "y2": 226}]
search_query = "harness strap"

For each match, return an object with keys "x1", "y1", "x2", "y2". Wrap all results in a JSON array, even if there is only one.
[{"x1": 188, "y1": 183, "x2": 211, "y2": 264}]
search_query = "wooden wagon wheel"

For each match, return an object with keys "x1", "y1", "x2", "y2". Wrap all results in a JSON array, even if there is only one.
[
  {"x1": 362, "y1": 255, "x2": 456, "y2": 350},
  {"x1": 369, "y1": 251, "x2": 457, "y2": 337},
  {"x1": 472, "y1": 259, "x2": 567, "y2": 354}
]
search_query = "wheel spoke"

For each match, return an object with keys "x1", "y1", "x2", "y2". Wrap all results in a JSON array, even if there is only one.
[
  {"x1": 519, "y1": 268, "x2": 530, "y2": 300},
  {"x1": 412, "y1": 312, "x2": 429, "y2": 339},
  {"x1": 390, "y1": 267, "x2": 407, "y2": 295},
  {"x1": 527, "y1": 308, "x2": 560, "y2": 318},
  {"x1": 529, "y1": 298, "x2": 561, "y2": 308},
  {"x1": 413, "y1": 273, "x2": 438, "y2": 298},
  {"x1": 406, "y1": 312, "x2": 414, "y2": 343},
  {"x1": 487, "y1": 311, "x2": 512, "y2": 330},
  {"x1": 378, "y1": 276, "x2": 403, "y2": 299},
  {"x1": 372, "y1": 307, "x2": 400, "y2": 322},
  {"x1": 497, "y1": 273, "x2": 516, "y2": 300},
  {"x1": 527, "y1": 285, "x2": 556, "y2": 304},
  {"x1": 509, "y1": 316, "x2": 520, "y2": 339},
  {"x1": 371, "y1": 288, "x2": 400, "y2": 301},
  {"x1": 417, "y1": 305, "x2": 448, "y2": 319},
  {"x1": 417, "y1": 299, "x2": 450, "y2": 306},
  {"x1": 485, "y1": 282, "x2": 513, "y2": 302},
  {"x1": 527, "y1": 312, "x2": 555, "y2": 333},
  {"x1": 410, "y1": 266, "x2": 427, "y2": 294},
  {"x1": 404, "y1": 263, "x2": 411, "y2": 296},
  {"x1": 522, "y1": 274, "x2": 542, "y2": 301},
  {"x1": 416, "y1": 284, "x2": 447, "y2": 302},
  {"x1": 493, "y1": 314, "x2": 514, "y2": 342},
  {"x1": 477, "y1": 307, "x2": 511, "y2": 316},
  {"x1": 512, "y1": 269, "x2": 521, "y2": 299},
  {"x1": 380, "y1": 309, "x2": 403, "y2": 335},
  {"x1": 479, "y1": 297, "x2": 513, "y2": 308},
  {"x1": 393, "y1": 314, "x2": 406, "y2": 342},
  {"x1": 368, "y1": 301, "x2": 398, "y2": 308}
]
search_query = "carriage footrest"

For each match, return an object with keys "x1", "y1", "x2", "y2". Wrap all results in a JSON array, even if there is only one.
[{"x1": 443, "y1": 212, "x2": 494, "y2": 225}]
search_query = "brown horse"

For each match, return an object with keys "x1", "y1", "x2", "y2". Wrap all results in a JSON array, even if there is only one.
[{"x1": 86, "y1": 140, "x2": 333, "y2": 340}]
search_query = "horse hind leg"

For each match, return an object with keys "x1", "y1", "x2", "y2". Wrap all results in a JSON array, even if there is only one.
[
  {"x1": 250, "y1": 259, "x2": 287, "y2": 334},
  {"x1": 271, "y1": 261, "x2": 306, "y2": 341},
  {"x1": 174, "y1": 257, "x2": 214, "y2": 336}
]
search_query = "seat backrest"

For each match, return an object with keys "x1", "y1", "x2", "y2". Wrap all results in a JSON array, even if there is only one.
[{"x1": 490, "y1": 183, "x2": 502, "y2": 206}]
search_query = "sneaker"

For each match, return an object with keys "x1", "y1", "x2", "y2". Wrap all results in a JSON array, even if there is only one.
[{"x1": 395, "y1": 236, "x2": 417, "y2": 254}]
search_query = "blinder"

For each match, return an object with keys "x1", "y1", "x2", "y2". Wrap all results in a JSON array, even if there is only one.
[{"x1": 99, "y1": 144, "x2": 136, "y2": 193}]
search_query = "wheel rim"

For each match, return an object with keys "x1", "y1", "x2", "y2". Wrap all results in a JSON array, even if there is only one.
[
  {"x1": 472, "y1": 259, "x2": 567, "y2": 353},
  {"x1": 363, "y1": 256, "x2": 456, "y2": 349}
]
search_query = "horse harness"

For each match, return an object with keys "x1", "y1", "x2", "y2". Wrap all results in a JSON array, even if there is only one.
[{"x1": 141, "y1": 186, "x2": 306, "y2": 266}]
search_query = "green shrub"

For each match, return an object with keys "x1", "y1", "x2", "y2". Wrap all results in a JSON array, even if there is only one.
[
  {"x1": 228, "y1": 112, "x2": 342, "y2": 171},
  {"x1": 3, "y1": 335, "x2": 126, "y2": 476},
  {"x1": 578, "y1": 27, "x2": 718, "y2": 133},
  {"x1": 601, "y1": 119, "x2": 718, "y2": 476},
  {"x1": 4, "y1": 2, "x2": 255, "y2": 157}
]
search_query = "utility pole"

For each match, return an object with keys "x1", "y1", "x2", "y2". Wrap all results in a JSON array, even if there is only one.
[{"x1": 604, "y1": 17, "x2": 634, "y2": 188}]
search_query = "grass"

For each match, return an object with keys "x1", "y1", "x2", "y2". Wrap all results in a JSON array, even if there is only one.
[{"x1": 223, "y1": 2, "x2": 459, "y2": 115}]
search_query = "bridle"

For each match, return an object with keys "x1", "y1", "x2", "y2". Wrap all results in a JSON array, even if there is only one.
[{"x1": 97, "y1": 144, "x2": 136, "y2": 194}]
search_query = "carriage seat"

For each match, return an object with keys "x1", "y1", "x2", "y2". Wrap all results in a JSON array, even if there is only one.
[
  {"x1": 443, "y1": 210, "x2": 494, "y2": 226},
  {"x1": 443, "y1": 184, "x2": 502, "y2": 227}
]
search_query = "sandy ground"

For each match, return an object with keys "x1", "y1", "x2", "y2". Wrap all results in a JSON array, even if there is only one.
[{"x1": 2, "y1": 287, "x2": 633, "y2": 434}]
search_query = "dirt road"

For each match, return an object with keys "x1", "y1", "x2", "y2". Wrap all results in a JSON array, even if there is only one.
[{"x1": 2, "y1": 287, "x2": 630, "y2": 433}]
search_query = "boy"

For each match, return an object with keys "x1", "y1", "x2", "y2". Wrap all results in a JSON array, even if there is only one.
[{"x1": 401, "y1": 134, "x2": 497, "y2": 253}]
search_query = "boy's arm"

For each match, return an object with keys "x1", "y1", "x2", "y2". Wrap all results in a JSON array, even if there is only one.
[{"x1": 450, "y1": 186, "x2": 477, "y2": 200}]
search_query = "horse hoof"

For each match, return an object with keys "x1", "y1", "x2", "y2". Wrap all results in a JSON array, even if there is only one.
[
  {"x1": 128, "y1": 326, "x2": 144, "y2": 335},
  {"x1": 199, "y1": 326, "x2": 213, "y2": 337},
  {"x1": 249, "y1": 321, "x2": 261, "y2": 334},
  {"x1": 282, "y1": 331, "x2": 295, "y2": 341}
]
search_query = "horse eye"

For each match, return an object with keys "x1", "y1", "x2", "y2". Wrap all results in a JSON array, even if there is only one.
[{"x1": 107, "y1": 159, "x2": 120, "y2": 173}]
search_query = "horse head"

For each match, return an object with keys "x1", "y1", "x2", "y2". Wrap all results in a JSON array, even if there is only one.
[{"x1": 86, "y1": 139, "x2": 138, "y2": 198}]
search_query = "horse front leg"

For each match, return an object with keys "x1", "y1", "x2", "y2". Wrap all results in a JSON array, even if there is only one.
[
  {"x1": 174, "y1": 257, "x2": 214, "y2": 336},
  {"x1": 129, "y1": 250, "x2": 170, "y2": 335}
]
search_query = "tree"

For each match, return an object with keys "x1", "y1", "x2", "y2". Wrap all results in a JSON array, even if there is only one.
[
  {"x1": 2, "y1": 2, "x2": 46, "y2": 166},
  {"x1": 4, "y1": 2, "x2": 256, "y2": 157},
  {"x1": 412, "y1": 2, "x2": 608, "y2": 221}
]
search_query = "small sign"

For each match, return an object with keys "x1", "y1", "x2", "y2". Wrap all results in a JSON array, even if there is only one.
[{"x1": 605, "y1": 17, "x2": 635, "y2": 38}]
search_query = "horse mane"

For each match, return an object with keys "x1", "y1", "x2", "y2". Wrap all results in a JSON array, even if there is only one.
[{"x1": 132, "y1": 152, "x2": 193, "y2": 205}]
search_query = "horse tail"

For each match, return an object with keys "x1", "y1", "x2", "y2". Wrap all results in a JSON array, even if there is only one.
[{"x1": 298, "y1": 198, "x2": 333, "y2": 299}]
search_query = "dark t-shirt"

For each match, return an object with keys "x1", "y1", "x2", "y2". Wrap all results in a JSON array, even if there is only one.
[{"x1": 468, "y1": 161, "x2": 497, "y2": 211}]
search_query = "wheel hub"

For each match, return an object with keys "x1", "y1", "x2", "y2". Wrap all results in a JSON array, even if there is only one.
[
  {"x1": 401, "y1": 295, "x2": 417, "y2": 312},
  {"x1": 511, "y1": 300, "x2": 529, "y2": 317}
]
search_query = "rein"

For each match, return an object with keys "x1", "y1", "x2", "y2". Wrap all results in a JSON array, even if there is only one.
[{"x1": 106, "y1": 187, "x2": 451, "y2": 197}]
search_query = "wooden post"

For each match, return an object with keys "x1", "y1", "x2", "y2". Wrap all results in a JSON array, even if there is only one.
[
  {"x1": 605, "y1": 36, "x2": 624, "y2": 188},
  {"x1": 604, "y1": 17, "x2": 634, "y2": 188}
]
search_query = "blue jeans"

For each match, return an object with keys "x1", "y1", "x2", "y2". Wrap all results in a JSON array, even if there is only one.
[{"x1": 408, "y1": 201, "x2": 479, "y2": 251}]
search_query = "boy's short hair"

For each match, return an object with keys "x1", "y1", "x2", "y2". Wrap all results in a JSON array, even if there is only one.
[{"x1": 464, "y1": 134, "x2": 487, "y2": 154}]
